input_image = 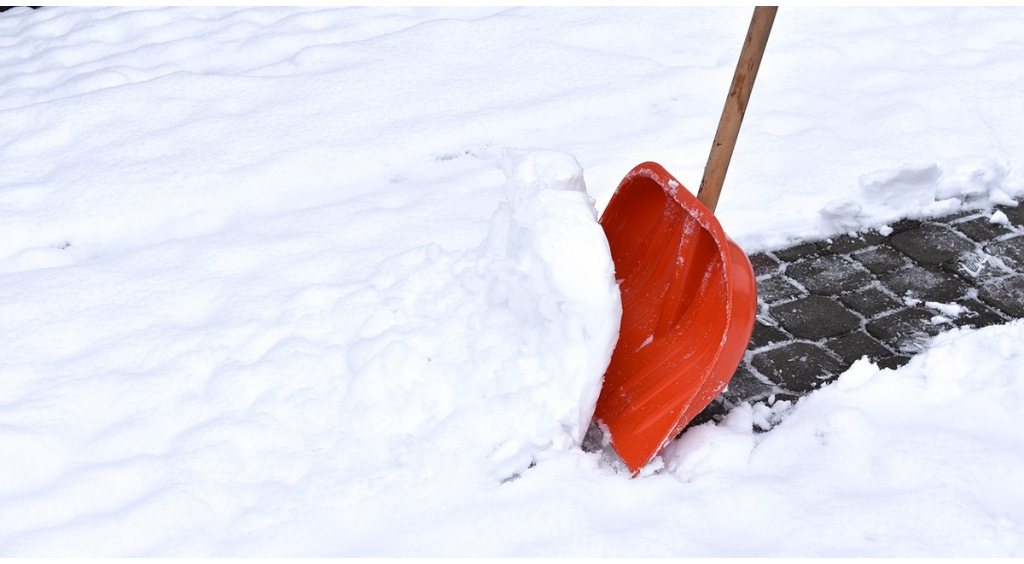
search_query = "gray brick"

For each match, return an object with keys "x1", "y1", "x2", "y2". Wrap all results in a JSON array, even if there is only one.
[
  {"x1": 879, "y1": 264, "x2": 967, "y2": 302},
  {"x1": 979, "y1": 275, "x2": 1024, "y2": 318},
  {"x1": 785, "y1": 255, "x2": 873, "y2": 296},
  {"x1": 952, "y1": 216, "x2": 1014, "y2": 242},
  {"x1": 943, "y1": 249, "x2": 1011, "y2": 281},
  {"x1": 751, "y1": 342, "x2": 845, "y2": 393},
  {"x1": 889, "y1": 224, "x2": 975, "y2": 265},
  {"x1": 853, "y1": 245, "x2": 911, "y2": 274},
  {"x1": 984, "y1": 236, "x2": 1024, "y2": 272},
  {"x1": 771, "y1": 295, "x2": 861, "y2": 340},
  {"x1": 749, "y1": 321, "x2": 791, "y2": 349},
  {"x1": 749, "y1": 252, "x2": 780, "y2": 277},
  {"x1": 817, "y1": 231, "x2": 885, "y2": 255},
  {"x1": 887, "y1": 218, "x2": 923, "y2": 234},
  {"x1": 824, "y1": 330, "x2": 894, "y2": 365},
  {"x1": 996, "y1": 204, "x2": 1024, "y2": 228},
  {"x1": 840, "y1": 286, "x2": 902, "y2": 318},
  {"x1": 866, "y1": 308, "x2": 949, "y2": 353},
  {"x1": 687, "y1": 398, "x2": 730, "y2": 429},
  {"x1": 773, "y1": 242, "x2": 820, "y2": 262},
  {"x1": 722, "y1": 364, "x2": 776, "y2": 404},
  {"x1": 943, "y1": 209, "x2": 982, "y2": 223},
  {"x1": 757, "y1": 276, "x2": 803, "y2": 304},
  {"x1": 878, "y1": 355, "x2": 912, "y2": 370},
  {"x1": 947, "y1": 299, "x2": 1007, "y2": 330}
]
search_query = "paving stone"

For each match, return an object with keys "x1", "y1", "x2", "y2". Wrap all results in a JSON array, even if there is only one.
[
  {"x1": 947, "y1": 299, "x2": 1007, "y2": 330},
  {"x1": 879, "y1": 264, "x2": 967, "y2": 302},
  {"x1": 996, "y1": 204, "x2": 1024, "y2": 228},
  {"x1": 773, "y1": 242, "x2": 819, "y2": 262},
  {"x1": 785, "y1": 255, "x2": 873, "y2": 296},
  {"x1": 840, "y1": 285, "x2": 902, "y2": 318},
  {"x1": 817, "y1": 231, "x2": 885, "y2": 255},
  {"x1": 749, "y1": 321, "x2": 791, "y2": 349},
  {"x1": 770, "y1": 295, "x2": 861, "y2": 340},
  {"x1": 824, "y1": 330, "x2": 894, "y2": 365},
  {"x1": 979, "y1": 276, "x2": 1024, "y2": 318},
  {"x1": 757, "y1": 276, "x2": 803, "y2": 304},
  {"x1": 984, "y1": 235, "x2": 1024, "y2": 272},
  {"x1": 764, "y1": 391, "x2": 802, "y2": 406},
  {"x1": 722, "y1": 364, "x2": 776, "y2": 404},
  {"x1": 889, "y1": 224, "x2": 975, "y2": 265},
  {"x1": 687, "y1": 398, "x2": 729, "y2": 429},
  {"x1": 943, "y1": 249, "x2": 1011, "y2": 281},
  {"x1": 852, "y1": 245, "x2": 912, "y2": 274},
  {"x1": 952, "y1": 216, "x2": 1015, "y2": 242},
  {"x1": 866, "y1": 307, "x2": 950, "y2": 354},
  {"x1": 944, "y1": 209, "x2": 983, "y2": 223},
  {"x1": 877, "y1": 355, "x2": 912, "y2": 370},
  {"x1": 750, "y1": 342, "x2": 845, "y2": 393},
  {"x1": 749, "y1": 252, "x2": 780, "y2": 277},
  {"x1": 887, "y1": 218, "x2": 923, "y2": 234}
]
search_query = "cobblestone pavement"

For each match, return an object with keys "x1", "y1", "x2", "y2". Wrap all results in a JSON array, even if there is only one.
[{"x1": 692, "y1": 201, "x2": 1024, "y2": 427}]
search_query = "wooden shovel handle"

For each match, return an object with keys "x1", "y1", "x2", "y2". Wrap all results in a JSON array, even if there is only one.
[{"x1": 697, "y1": 6, "x2": 777, "y2": 213}]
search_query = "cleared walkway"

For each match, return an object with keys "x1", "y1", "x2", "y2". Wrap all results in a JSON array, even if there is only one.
[{"x1": 695, "y1": 201, "x2": 1024, "y2": 426}]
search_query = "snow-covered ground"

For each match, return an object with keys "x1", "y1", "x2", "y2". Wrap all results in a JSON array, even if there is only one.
[{"x1": 1, "y1": 6, "x2": 1023, "y2": 556}]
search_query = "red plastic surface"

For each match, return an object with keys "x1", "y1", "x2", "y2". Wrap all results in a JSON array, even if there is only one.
[{"x1": 594, "y1": 162, "x2": 757, "y2": 476}]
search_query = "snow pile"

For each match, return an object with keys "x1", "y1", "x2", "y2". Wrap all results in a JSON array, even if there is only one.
[
  {"x1": 340, "y1": 149, "x2": 620, "y2": 484},
  {"x1": 656, "y1": 321, "x2": 1024, "y2": 556},
  {"x1": 0, "y1": 147, "x2": 619, "y2": 554},
  {"x1": 358, "y1": 323, "x2": 1024, "y2": 557},
  {"x1": 819, "y1": 159, "x2": 1021, "y2": 235}
]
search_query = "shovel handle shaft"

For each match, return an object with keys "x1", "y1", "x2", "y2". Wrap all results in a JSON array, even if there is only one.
[{"x1": 697, "y1": 6, "x2": 777, "y2": 213}]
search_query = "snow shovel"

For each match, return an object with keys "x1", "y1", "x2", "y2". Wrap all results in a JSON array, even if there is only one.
[{"x1": 593, "y1": 7, "x2": 775, "y2": 475}]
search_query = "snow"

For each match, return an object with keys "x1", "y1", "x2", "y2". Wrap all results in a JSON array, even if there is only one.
[{"x1": 1, "y1": 6, "x2": 1023, "y2": 556}]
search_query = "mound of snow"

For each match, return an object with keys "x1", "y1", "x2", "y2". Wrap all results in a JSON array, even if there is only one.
[
  {"x1": 389, "y1": 322, "x2": 1024, "y2": 557},
  {"x1": 651, "y1": 321, "x2": 1024, "y2": 556},
  {"x1": 345, "y1": 149, "x2": 621, "y2": 483},
  {"x1": 818, "y1": 158, "x2": 1021, "y2": 237},
  {"x1": 0, "y1": 149, "x2": 620, "y2": 554}
]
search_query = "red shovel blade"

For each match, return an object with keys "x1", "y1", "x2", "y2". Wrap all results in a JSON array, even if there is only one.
[{"x1": 595, "y1": 162, "x2": 757, "y2": 475}]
